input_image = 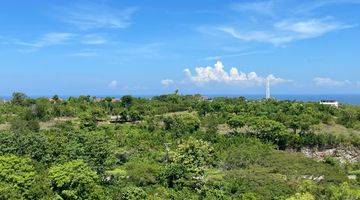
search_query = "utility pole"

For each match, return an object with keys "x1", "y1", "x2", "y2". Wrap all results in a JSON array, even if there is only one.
[{"x1": 266, "y1": 78, "x2": 271, "y2": 99}]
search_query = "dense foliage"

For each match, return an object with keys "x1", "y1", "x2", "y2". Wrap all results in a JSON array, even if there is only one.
[{"x1": 0, "y1": 92, "x2": 359, "y2": 199}]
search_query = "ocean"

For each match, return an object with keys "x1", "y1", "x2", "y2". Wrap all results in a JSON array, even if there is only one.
[
  {"x1": 1, "y1": 94, "x2": 360, "y2": 105},
  {"x1": 205, "y1": 94, "x2": 360, "y2": 105}
]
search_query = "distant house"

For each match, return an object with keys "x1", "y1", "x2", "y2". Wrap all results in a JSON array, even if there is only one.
[
  {"x1": 110, "y1": 115, "x2": 126, "y2": 123},
  {"x1": 319, "y1": 100, "x2": 339, "y2": 108},
  {"x1": 94, "y1": 98, "x2": 103, "y2": 102},
  {"x1": 111, "y1": 98, "x2": 120, "y2": 103},
  {"x1": 48, "y1": 97, "x2": 63, "y2": 103}
]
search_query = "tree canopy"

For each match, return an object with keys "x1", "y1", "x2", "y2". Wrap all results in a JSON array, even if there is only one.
[{"x1": 0, "y1": 93, "x2": 359, "y2": 199}]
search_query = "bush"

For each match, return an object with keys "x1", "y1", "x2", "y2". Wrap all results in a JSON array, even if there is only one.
[
  {"x1": 163, "y1": 113, "x2": 200, "y2": 137},
  {"x1": 225, "y1": 139, "x2": 273, "y2": 169},
  {"x1": 0, "y1": 114, "x2": 5, "y2": 124},
  {"x1": 323, "y1": 156, "x2": 340, "y2": 167},
  {"x1": 48, "y1": 160, "x2": 102, "y2": 199},
  {"x1": 79, "y1": 114, "x2": 97, "y2": 130},
  {"x1": 0, "y1": 155, "x2": 45, "y2": 199},
  {"x1": 286, "y1": 193, "x2": 315, "y2": 200},
  {"x1": 224, "y1": 168, "x2": 294, "y2": 199},
  {"x1": 120, "y1": 186, "x2": 147, "y2": 200},
  {"x1": 227, "y1": 115, "x2": 247, "y2": 130},
  {"x1": 160, "y1": 138, "x2": 216, "y2": 188},
  {"x1": 121, "y1": 160, "x2": 163, "y2": 186},
  {"x1": 10, "y1": 118, "x2": 40, "y2": 133},
  {"x1": 248, "y1": 117, "x2": 293, "y2": 149}
]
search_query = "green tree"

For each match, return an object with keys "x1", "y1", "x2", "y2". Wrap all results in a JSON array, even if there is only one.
[
  {"x1": 80, "y1": 114, "x2": 97, "y2": 131},
  {"x1": 325, "y1": 182, "x2": 360, "y2": 200},
  {"x1": 48, "y1": 160, "x2": 103, "y2": 200},
  {"x1": 120, "y1": 186, "x2": 147, "y2": 200},
  {"x1": 52, "y1": 94, "x2": 60, "y2": 102},
  {"x1": 227, "y1": 115, "x2": 247, "y2": 130},
  {"x1": 10, "y1": 118, "x2": 40, "y2": 133},
  {"x1": 225, "y1": 139, "x2": 273, "y2": 169},
  {"x1": 163, "y1": 113, "x2": 200, "y2": 137},
  {"x1": 196, "y1": 101, "x2": 212, "y2": 117},
  {"x1": 286, "y1": 193, "x2": 315, "y2": 200},
  {"x1": 0, "y1": 114, "x2": 5, "y2": 124},
  {"x1": 121, "y1": 95, "x2": 133, "y2": 107},
  {"x1": 82, "y1": 131, "x2": 116, "y2": 173},
  {"x1": 248, "y1": 117, "x2": 292, "y2": 149},
  {"x1": 11, "y1": 92, "x2": 28, "y2": 106},
  {"x1": 0, "y1": 155, "x2": 43, "y2": 199},
  {"x1": 170, "y1": 138, "x2": 216, "y2": 188},
  {"x1": 23, "y1": 102, "x2": 49, "y2": 121},
  {"x1": 337, "y1": 106, "x2": 360, "y2": 129}
]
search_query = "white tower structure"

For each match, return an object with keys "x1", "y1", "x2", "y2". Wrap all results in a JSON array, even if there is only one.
[{"x1": 265, "y1": 78, "x2": 271, "y2": 99}]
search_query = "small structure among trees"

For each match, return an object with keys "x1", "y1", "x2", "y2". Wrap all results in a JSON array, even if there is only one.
[{"x1": 320, "y1": 100, "x2": 339, "y2": 108}]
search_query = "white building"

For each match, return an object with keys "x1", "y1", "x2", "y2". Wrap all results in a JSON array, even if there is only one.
[{"x1": 319, "y1": 100, "x2": 339, "y2": 108}]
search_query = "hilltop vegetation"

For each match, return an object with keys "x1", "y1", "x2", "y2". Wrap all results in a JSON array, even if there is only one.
[{"x1": 0, "y1": 92, "x2": 359, "y2": 199}]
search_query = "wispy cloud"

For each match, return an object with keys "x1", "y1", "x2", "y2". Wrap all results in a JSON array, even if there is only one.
[
  {"x1": 184, "y1": 61, "x2": 288, "y2": 87},
  {"x1": 204, "y1": 0, "x2": 358, "y2": 46},
  {"x1": 15, "y1": 32, "x2": 74, "y2": 48},
  {"x1": 232, "y1": 0, "x2": 360, "y2": 16},
  {"x1": 57, "y1": 2, "x2": 138, "y2": 30},
  {"x1": 218, "y1": 27, "x2": 291, "y2": 45},
  {"x1": 202, "y1": 50, "x2": 273, "y2": 61},
  {"x1": 68, "y1": 49, "x2": 99, "y2": 57},
  {"x1": 296, "y1": 0, "x2": 360, "y2": 14},
  {"x1": 115, "y1": 42, "x2": 169, "y2": 60},
  {"x1": 81, "y1": 34, "x2": 107, "y2": 45},
  {"x1": 161, "y1": 79, "x2": 174, "y2": 87},
  {"x1": 356, "y1": 81, "x2": 360, "y2": 88},
  {"x1": 313, "y1": 77, "x2": 350, "y2": 87},
  {"x1": 0, "y1": 35, "x2": 8, "y2": 45},
  {"x1": 12, "y1": 32, "x2": 110, "y2": 52},
  {"x1": 218, "y1": 18, "x2": 354, "y2": 45},
  {"x1": 108, "y1": 80, "x2": 118, "y2": 88},
  {"x1": 230, "y1": 1, "x2": 275, "y2": 16},
  {"x1": 275, "y1": 18, "x2": 354, "y2": 36}
]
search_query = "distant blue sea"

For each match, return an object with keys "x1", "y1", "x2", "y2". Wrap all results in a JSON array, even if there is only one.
[
  {"x1": 1, "y1": 94, "x2": 360, "y2": 105},
  {"x1": 205, "y1": 94, "x2": 360, "y2": 105}
]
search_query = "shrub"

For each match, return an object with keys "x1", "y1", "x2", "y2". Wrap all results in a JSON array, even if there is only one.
[
  {"x1": 227, "y1": 115, "x2": 247, "y2": 130},
  {"x1": 0, "y1": 114, "x2": 5, "y2": 124},
  {"x1": 0, "y1": 155, "x2": 45, "y2": 199},
  {"x1": 48, "y1": 160, "x2": 102, "y2": 199},
  {"x1": 120, "y1": 186, "x2": 147, "y2": 200},
  {"x1": 225, "y1": 138, "x2": 273, "y2": 169},
  {"x1": 10, "y1": 118, "x2": 40, "y2": 133},
  {"x1": 323, "y1": 156, "x2": 340, "y2": 167},
  {"x1": 163, "y1": 113, "x2": 200, "y2": 137},
  {"x1": 79, "y1": 114, "x2": 97, "y2": 130}
]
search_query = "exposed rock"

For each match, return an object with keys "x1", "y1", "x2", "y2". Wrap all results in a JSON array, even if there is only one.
[
  {"x1": 301, "y1": 175, "x2": 325, "y2": 182},
  {"x1": 348, "y1": 175, "x2": 357, "y2": 180},
  {"x1": 299, "y1": 146, "x2": 360, "y2": 164}
]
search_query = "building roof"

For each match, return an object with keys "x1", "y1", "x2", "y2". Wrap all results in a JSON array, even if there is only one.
[{"x1": 320, "y1": 100, "x2": 338, "y2": 103}]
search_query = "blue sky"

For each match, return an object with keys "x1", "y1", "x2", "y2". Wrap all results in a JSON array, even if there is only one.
[{"x1": 0, "y1": 0, "x2": 360, "y2": 96}]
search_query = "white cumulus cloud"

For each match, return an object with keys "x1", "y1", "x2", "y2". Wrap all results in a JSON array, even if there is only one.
[{"x1": 184, "y1": 61, "x2": 287, "y2": 87}]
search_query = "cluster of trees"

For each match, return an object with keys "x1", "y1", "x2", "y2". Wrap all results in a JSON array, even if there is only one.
[{"x1": 0, "y1": 92, "x2": 359, "y2": 199}]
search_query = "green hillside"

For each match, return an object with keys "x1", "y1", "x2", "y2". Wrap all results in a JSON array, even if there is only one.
[{"x1": 0, "y1": 92, "x2": 359, "y2": 199}]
